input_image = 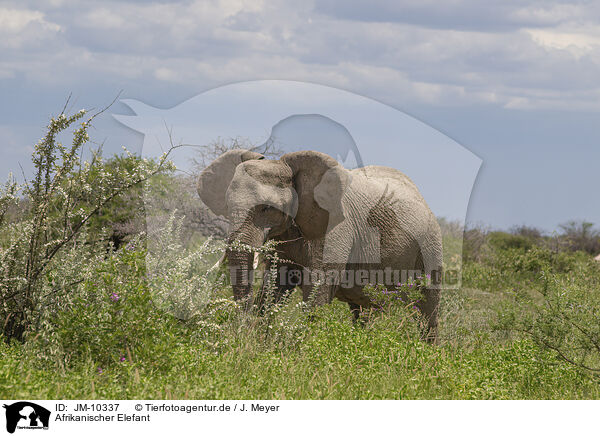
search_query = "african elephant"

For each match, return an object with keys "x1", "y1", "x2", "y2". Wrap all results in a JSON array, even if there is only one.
[{"x1": 197, "y1": 149, "x2": 443, "y2": 340}]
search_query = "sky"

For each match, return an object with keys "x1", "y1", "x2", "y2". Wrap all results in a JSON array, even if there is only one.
[
  {"x1": 0, "y1": 0, "x2": 599, "y2": 231},
  {"x1": 113, "y1": 81, "x2": 482, "y2": 226}
]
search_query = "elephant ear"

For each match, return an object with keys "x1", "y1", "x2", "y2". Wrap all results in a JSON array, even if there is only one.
[
  {"x1": 197, "y1": 149, "x2": 264, "y2": 216},
  {"x1": 282, "y1": 151, "x2": 345, "y2": 240}
]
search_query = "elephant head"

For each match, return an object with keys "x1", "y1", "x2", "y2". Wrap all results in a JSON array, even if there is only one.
[{"x1": 197, "y1": 149, "x2": 346, "y2": 300}]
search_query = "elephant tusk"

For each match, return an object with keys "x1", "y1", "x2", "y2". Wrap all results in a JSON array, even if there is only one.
[
  {"x1": 208, "y1": 251, "x2": 259, "y2": 272},
  {"x1": 253, "y1": 251, "x2": 260, "y2": 269},
  {"x1": 208, "y1": 252, "x2": 226, "y2": 272}
]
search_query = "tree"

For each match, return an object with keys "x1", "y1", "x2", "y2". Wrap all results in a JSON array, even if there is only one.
[
  {"x1": 0, "y1": 104, "x2": 177, "y2": 342},
  {"x1": 559, "y1": 220, "x2": 600, "y2": 254}
]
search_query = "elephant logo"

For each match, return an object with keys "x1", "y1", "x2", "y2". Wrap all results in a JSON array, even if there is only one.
[
  {"x1": 3, "y1": 402, "x2": 50, "y2": 433},
  {"x1": 113, "y1": 80, "x2": 482, "y2": 311},
  {"x1": 259, "y1": 113, "x2": 364, "y2": 169}
]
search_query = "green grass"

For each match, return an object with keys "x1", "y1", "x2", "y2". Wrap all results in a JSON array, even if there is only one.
[
  {"x1": 1, "y1": 299, "x2": 598, "y2": 400},
  {"x1": 1, "y1": 232, "x2": 599, "y2": 400}
]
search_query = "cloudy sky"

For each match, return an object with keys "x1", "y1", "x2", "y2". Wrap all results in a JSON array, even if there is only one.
[{"x1": 1, "y1": 0, "x2": 599, "y2": 230}]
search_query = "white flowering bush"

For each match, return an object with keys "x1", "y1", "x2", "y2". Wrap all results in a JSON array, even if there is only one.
[
  {"x1": 0, "y1": 107, "x2": 176, "y2": 342},
  {"x1": 145, "y1": 211, "x2": 226, "y2": 320},
  {"x1": 0, "y1": 175, "x2": 18, "y2": 228}
]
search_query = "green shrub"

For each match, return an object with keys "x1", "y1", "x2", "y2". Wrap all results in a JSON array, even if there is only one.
[
  {"x1": 0, "y1": 107, "x2": 175, "y2": 342},
  {"x1": 43, "y1": 247, "x2": 171, "y2": 367},
  {"x1": 146, "y1": 212, "x2": 225, "y2": 320},
  {"x1": 463, "y1": 243, "x2": 592, "y2": 293},
  {"x1": 497, "y1": 258, "x2": 600, "y2": 373},
  {"x1": 489, "y1": 231, "x2": 534, "y2": 252}
]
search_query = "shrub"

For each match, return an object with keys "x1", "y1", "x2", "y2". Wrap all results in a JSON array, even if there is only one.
[
  {"x1": 145, "y1": 212, "x2": 225, "y2": 320},
  {"x1": 0, "y1": 106, "x2": 175, "y2": 342},
  {"x1": 558, "y1": 220, "x2": 600, "y2": 254},
  {"x1": 361, "y1": 279, "x2": 428, "y2": 339},
  {"x1": 38, "y1": 245, "x2": 182, "y2": 367},
  {"x1": 86, "y1": 154, "x2": 170, "y2": 250},
  {"x1": 497, "y1": 258, "x2": 600, "y2": 373},
  {"x1": 488, "y1": 231, "x2": 534, "y2": 252}
]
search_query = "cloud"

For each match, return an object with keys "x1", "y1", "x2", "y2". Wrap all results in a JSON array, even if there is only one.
[
  {"x1": 526, "y1": 24, "x2": 600, "y2": 56},
  {"x1": 1, "y1": 0, "x2": 599, "y2": 231},
  {"x1": 0, "y1": 7, "x2": 60, "y2": 33},
  {"x1": 313, "y1": 0, "x2": 590, "y2": 31},
  {"x1": 0, "y1": 7, "x2": 62, "y2": 50},
  {"x1": 0, "y1": 0, "x2": 599, "y2": 111}
]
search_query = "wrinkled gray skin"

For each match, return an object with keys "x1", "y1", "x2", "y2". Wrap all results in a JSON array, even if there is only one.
[{"x1": 198, "y1": 149, "x2": 443, "y2": 341}]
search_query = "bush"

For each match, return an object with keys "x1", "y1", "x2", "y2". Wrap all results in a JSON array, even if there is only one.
[
  {"x1": 462, "y1": 225, "x2": 489, "y2": 262},
  {"x1": 0, "y1": 106, "x2": 175, "y2": 342},
  {"x1": 146, "y1": 212, "x2": 225, "y2": 320},
  {"x1": 86, "y1": 154, "x2": 170, "y2": 250},
  {"x1": 39, "y1": 246, "x2": 182, "y2": 368},
  {"x1": 463, "y1": 239, "x2": 590, "y2": 293},
  {"x1": 488, "y1": 231, "x2": 534, "y2": 252},
  {"x1": 558, "y1": 220, "x2": 600, "y2": 254},
  {"x1": 497, "y1": 258, "x2": 600, "y2": 373}
]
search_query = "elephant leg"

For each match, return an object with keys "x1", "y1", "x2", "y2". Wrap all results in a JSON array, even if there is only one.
[
  {"x1": 348, "y1": 302, "x2": 365, "y2": 324},
  {"x1": 288, "y1": 236, "x2": 337, "y2": 307},
  {"x1": 416, "y1": 288, "x2": 440, "y2": 343},
  {"x1": 414, "y1": 250, "x2": 442, "y2": 344},
  {"x1": 300, "y1": 273, "x2": 337, "y2": 308},
  {"x1": 300, "y1": 282, "x2": 333, "y2": 307}
]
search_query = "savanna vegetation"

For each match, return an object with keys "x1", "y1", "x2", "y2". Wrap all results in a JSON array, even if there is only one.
[{"x1": 1, "y1": 107, "x2": 599, "y2": 399}]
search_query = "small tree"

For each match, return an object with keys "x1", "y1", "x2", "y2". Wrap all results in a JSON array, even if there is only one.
[
  {"x1": 498, "y1": 262, "x2": 600, "y2": 373},
  {"x1": 0, "y1": 105, "x2": 176, "y2": 342},
  {"x1": 86, "y1": 154, "x2": 163, "y2": 249},
  {"x1": 559, "y1": 220, "x2": 600, "y2": 254}
]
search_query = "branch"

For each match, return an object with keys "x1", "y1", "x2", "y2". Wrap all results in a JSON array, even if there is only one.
[
  {"x1": 30, "y1": 146, "x2": 180, "y2": 283},
  {"x1": 519, "y1": 328, "x2": 600, "y2": 373}
]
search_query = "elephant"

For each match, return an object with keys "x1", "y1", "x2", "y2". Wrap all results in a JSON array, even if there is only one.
[{"x1": 197, "y1": 149, "x2": 443, "y2": 341}]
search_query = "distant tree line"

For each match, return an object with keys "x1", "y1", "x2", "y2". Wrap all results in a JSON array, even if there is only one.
[{"x1": 460, "y1": 220, "x2": 600, "y2": 262}]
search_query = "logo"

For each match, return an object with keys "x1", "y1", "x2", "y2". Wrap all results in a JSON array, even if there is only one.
[
  {"x1": 3, "y1": 402, "x2": 50, "y2": 434},
  {"x1": 113, "y1": 80, "x2": 482, "y2": 315}
]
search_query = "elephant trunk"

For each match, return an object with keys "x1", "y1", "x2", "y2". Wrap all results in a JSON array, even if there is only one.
[{"x1": 226, "y1": 211, "x2": 265, "y2": 302}]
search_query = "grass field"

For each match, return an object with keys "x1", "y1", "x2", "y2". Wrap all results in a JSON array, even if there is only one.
[{"x1": 1, "y1": 238, "x2": 599, "y2": 400}]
